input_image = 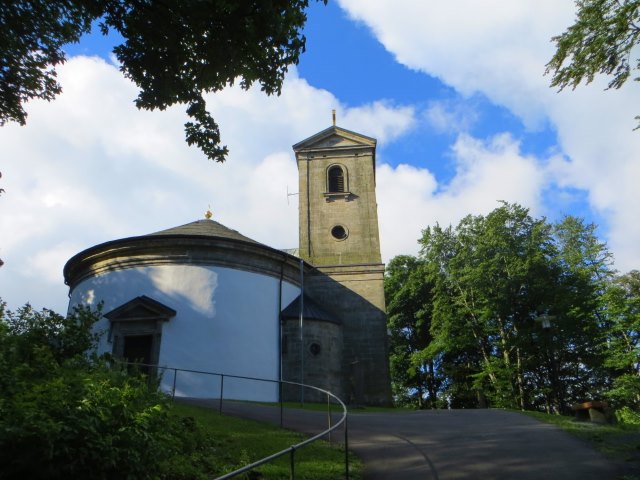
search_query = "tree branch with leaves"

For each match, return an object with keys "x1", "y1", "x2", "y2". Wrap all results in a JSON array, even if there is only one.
[
  {"x1": 0, "y1": 0, "x2": 325, "y2": 161},
  {"x1": 546, "y1": 0, "x2": 640, "y2": 127}
]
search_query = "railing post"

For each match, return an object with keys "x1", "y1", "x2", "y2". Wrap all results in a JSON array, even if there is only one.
[
  {"x1": 345, "y1": 414, "x2": 349, "y2": 480},
  {"x1": 219, "y1": 374, "x2": 224, "y2": 415},
  {"x1": 290, "y1": 447, "x2": 295, "y2": 480},
  {"x1": 280, "y1": 381, "x2": 284, "y2": 428},
  {"x1": 172, "y1": 368, "x2": 177, "y2": 401},
  {"x1": 327, "y1": 392, "x2": 332, "y2": 444}
]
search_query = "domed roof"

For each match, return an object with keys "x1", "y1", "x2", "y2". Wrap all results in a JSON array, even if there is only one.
[
  {"x1": 146, "y1": 219, "x2": 259, "y2": 244},
  {"x1": 63, "y1": 218, "x2": 305, "y2": 290}
]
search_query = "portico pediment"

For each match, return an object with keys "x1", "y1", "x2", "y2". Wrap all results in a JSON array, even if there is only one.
[{"x1": 104, "y1": 295, "x2": 176, "y2": 322}]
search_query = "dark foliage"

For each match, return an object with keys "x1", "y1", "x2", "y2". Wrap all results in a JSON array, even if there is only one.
[
  {"x1": 0, "y1": 0, "x2": 325, "y2": 161},
  {"x1": 386, "y1": 203, "x2": 640, "y2": 418},
  {"x1": 0, "y1": 301, "x2": 217, "y2": 479},
  {"x1": 547, "y1": 0, "x2": 640, "y2": 127}
]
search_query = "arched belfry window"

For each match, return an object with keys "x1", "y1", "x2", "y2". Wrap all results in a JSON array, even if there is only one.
[{"x1": 328, "y1": 165, "x2": 346, "y2": 193}]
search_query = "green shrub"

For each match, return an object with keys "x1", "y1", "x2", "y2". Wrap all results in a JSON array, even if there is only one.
[
  {"x1": 0, "y1": 300, "x2": 216, "y2": 480},
  {"x1": 615, "y1": 406, "x2": 640, "y2": 426},
  {"x1": 0, "y1": 366, "x2": 174, "y2": 479}
]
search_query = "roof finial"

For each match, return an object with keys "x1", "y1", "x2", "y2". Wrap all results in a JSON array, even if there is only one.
[
  {"x1": 332, "y1": 109, "x2": 336, "y2": 126},
  {"x1": 205, "y1": 205, "x2": 213, "y2": 220}
]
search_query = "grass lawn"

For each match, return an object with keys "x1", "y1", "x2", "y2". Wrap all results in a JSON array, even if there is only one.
[
  {"x1": 518, "y1": 410, "x2": 640, "y2": 477},
  {"x1": 172, "y1": 403, "x2": 362, "y2": 479}
]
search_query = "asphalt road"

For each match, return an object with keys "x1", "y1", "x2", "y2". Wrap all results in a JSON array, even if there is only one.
[{"x1": 183, "y1": 399, "x2": 630, "y2": 479}]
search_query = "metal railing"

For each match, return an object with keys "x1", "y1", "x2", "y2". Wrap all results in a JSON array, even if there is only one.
[{"x1": 119, "y1": 361, "x2": 350, "y2": 479}]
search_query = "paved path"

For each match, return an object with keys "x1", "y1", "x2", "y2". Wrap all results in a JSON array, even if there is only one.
[
  {"x1": 183, "y1": 399, "x2": 632, "y2": 479},
  {"x1": 345, "y1": 409, "x2": 626, "y2": 479}
]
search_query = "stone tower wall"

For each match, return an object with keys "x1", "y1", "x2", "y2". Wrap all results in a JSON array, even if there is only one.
[
  {"x1": 281, "y1": 318, "x2": 344, "y2": 402},
  {"x1": 297, "y1": 148, "x2": 382, "y2": 265},
  {"x1": 306, "y1": 265, "x2": 390, "y2": 405},
  {"x1": 293, "y1": 126, "x2": 392, "y2": 406}
]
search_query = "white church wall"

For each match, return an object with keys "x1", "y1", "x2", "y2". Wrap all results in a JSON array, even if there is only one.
[{"x1": 69, "y1": 263, "x2": 300, "y2": 402}]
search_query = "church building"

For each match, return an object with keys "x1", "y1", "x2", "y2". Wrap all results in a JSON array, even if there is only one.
[{"x1": 64, "y1": 124, "x2": 392, "y2": 406}]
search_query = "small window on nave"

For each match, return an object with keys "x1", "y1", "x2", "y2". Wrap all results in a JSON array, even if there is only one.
[{"x1": 328, "y1": 165, "x2": 345, "y2": 192}]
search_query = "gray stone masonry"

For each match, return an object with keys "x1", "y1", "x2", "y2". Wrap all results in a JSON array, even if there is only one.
[
  {"x1": 306, "y1": 265, "x2": 391, "y2": 405},
  {"x1": 293, "y1": 125, "x2": 392, "y2": 406},
  {"x1": 294, "y1": 127, "x2": 382, "y2": 266},
  {"x1": 281, "y1": 318, "x2": 343, "y2": 402}
]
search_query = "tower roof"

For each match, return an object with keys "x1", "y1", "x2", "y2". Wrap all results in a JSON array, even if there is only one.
[{"x1": 292, "y1": 125, "x2": 376, "y2": 156}]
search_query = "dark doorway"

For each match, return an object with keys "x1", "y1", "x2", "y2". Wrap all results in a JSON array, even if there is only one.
[{"x1": 123, "y1": 334, "x2": 153, "y2": 374}]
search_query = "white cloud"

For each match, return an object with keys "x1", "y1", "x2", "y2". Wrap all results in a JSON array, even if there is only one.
[
  {"x1": 424, "y1": 100, "x2": 479, "y2": 134},
  {"x1": 24, "y1": 241, "x2": 83, "y2": 284},
  {"x1": 377, "y1": 132, "x2": 547, "y2": 260},
  {"x1": 337, "y1": 0, "x2": 640, "y2": 273},
  {"x1": 338, "y1": 0, "x2": 574, "y2": 128},
  {"x1": 5, "y1": 0, "x2": 640, "y2": 318},
  {"x1": 376, "y1": 163, "x2": 437, "y2": 258},
  {"x1": 0, "y1": 56, "x2": 416, "y2": 313},
  {"x1": 339, "y1": 101, "x2": 416, "y2": 144},
  {"x1": 446, "y1": 133, "x2": 544, "y2": 209}
]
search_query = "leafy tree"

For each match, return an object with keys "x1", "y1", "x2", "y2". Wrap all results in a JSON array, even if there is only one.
[
  {"x1": 0, "y1": 300, "x2": 216, "y2": 479},
  {"x1": 0, "y1": 170, "x2": 3, "y2": 267},
  {"x1": 385, "y1": 255, "x2": 439, "y2": 407},
  {"x1": 386, "y1": 203, "x2": 637, "y2": 414},
  {"x1": 419, "y1": 223, "x2": 494, "y2": 408},
  {"x1": 546, "y1": 0, "x2": 640, "y2": 126},
  {"x1": 602, "y1": 270, "x2": 640, "y2": 409},
  {"x1": 422, "y1": 204, "x2": 563, "y2": 410},
  {"x1": 548, "y1": 216, "x2": 615, "y2": 409},
  {"x1": 0, "y1": 0, "x2": 324, "y2": 161}
]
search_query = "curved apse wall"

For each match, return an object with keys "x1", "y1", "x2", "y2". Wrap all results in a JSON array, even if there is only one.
[{"x1": 69, "y1": 263, "x2": 300, "y2": 402}]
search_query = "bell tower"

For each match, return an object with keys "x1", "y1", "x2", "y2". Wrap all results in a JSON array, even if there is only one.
[
  {"x1": 293, "y1": 125, "x2": 382, "y2": 266},
  {"x1": 292, "y1": 124, "x2": 391, "y2": 405}
]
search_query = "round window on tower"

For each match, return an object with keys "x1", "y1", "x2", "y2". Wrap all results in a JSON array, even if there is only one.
[{"x1": 331, "y1": 225, "x2": 348, "y2": 241}]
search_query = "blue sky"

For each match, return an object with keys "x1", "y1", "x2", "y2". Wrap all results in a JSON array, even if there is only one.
[
  {"x1": 299, "y1": 1, "x2": 555, "y2": 167},
  {"x1": 1, "y1": 0, "x2": 639, "y2": 313}
]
